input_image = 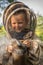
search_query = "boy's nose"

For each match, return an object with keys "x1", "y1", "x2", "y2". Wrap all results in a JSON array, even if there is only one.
[{"x1": 16, "y1": 23, "x2": 19, "y2": 28}]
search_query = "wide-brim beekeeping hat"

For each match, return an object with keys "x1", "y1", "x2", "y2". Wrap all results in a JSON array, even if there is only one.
[{"x1": 3, "y1": 1, "x2": 36, "y2": 38}]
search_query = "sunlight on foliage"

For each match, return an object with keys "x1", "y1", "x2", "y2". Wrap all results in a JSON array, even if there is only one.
[
  {"x1": 35, "y1": 16, "x2": 43, "y2": 41},
  {"x1": 0, "y1": 26, "x2": 6, "y2": 37}
]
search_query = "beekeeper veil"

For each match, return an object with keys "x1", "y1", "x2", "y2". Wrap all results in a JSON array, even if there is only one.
[{"x1": 3, "y1": 1, "x2": 36, "y2": 39}]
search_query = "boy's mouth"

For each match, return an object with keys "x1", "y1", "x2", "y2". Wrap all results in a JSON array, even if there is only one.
[
  {"x1": 15, "y1": 29, "x2": 22, "y2": 32},
  {"x1": 14, "y1": 27, "x2": 23, "y2": 32}
]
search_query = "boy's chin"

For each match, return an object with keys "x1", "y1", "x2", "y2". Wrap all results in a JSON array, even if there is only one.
[{"x1": 15, "y1": 30, "x2": 22, "y2": 33}]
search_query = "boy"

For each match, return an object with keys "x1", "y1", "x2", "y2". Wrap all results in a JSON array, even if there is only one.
[{"x1": 2, "y1": 1, "x2": 41, "y2": 65}]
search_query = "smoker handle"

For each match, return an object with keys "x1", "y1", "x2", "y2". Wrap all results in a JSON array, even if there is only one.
[{"x1": 16, "y1": 40, "x2": 28, "y2": 54}]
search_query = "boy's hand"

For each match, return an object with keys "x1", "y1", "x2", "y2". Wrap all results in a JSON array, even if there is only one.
[
  {"x1": 6, "y1": 45, "x2": 13, "y2": 53},
  {"x1": 23, "y1": 40, "x2": 32, "y2": 48}
]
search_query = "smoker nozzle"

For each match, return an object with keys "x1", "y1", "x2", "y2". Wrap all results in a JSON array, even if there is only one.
[
  {"x1": 11, "y1": 39, "x2": 28, "y2": 53},
  {"x1": 16, "y1": 40, "x2": 28, "y2": 53}
]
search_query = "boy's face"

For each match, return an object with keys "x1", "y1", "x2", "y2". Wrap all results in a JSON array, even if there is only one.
[{"x1": 11, "y1": 13, "x2": 27, "y2": 32}]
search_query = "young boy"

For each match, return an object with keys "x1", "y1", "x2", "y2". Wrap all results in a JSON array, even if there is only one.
[{"x1": 2, "y1": 1, "x2": 41, "y2": 65}]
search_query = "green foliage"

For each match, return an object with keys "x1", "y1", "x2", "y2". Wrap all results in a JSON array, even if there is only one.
[
  {"x1": 0, "y1": 26, "x2": 6, "y2": 37},
  {"x1": 36, "y1": 16, "x2": 43, "y2": 41},
  {"x1": 8, "y1": 0, "x2": 14, "y2": 3},
  {"x1": 39, "y1": 33, "x2": 43, "y2": 41},
  {"x1": 0, "y1": 13, "x2": 2, "y2": 17}
]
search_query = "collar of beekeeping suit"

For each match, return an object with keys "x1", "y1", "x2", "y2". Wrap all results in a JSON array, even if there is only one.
[{"x1": 3, "y1": 1, "x2": 36, "y2": 39}]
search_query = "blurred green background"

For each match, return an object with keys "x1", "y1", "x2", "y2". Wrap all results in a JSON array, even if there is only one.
[{"x1": 35, "y1": 16, "x2": 43, "y2": 41}]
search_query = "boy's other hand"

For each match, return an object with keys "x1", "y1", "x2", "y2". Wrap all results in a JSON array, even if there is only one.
[
  {"x1": 6, "y1": 45, "x2": 13, "y2": 53},
  {"x1": 23, "y1": 40, "x2": 32, "y2": 48}
]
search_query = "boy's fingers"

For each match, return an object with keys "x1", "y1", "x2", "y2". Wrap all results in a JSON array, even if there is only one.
[
  {"x1": 6, "y1": 45, "x2": 13, "y2": 53},
  {"x1": 23, "y1": 40, "x2": 32, "y2": 47}
]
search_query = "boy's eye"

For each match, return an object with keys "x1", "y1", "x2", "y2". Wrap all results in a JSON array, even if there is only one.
[
  {"x1": 18, "y1": 21, "x2": 23, "y2": 24},
  {"x1": 12, "y1": 22, "x2": 16, "y2": 24}
]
